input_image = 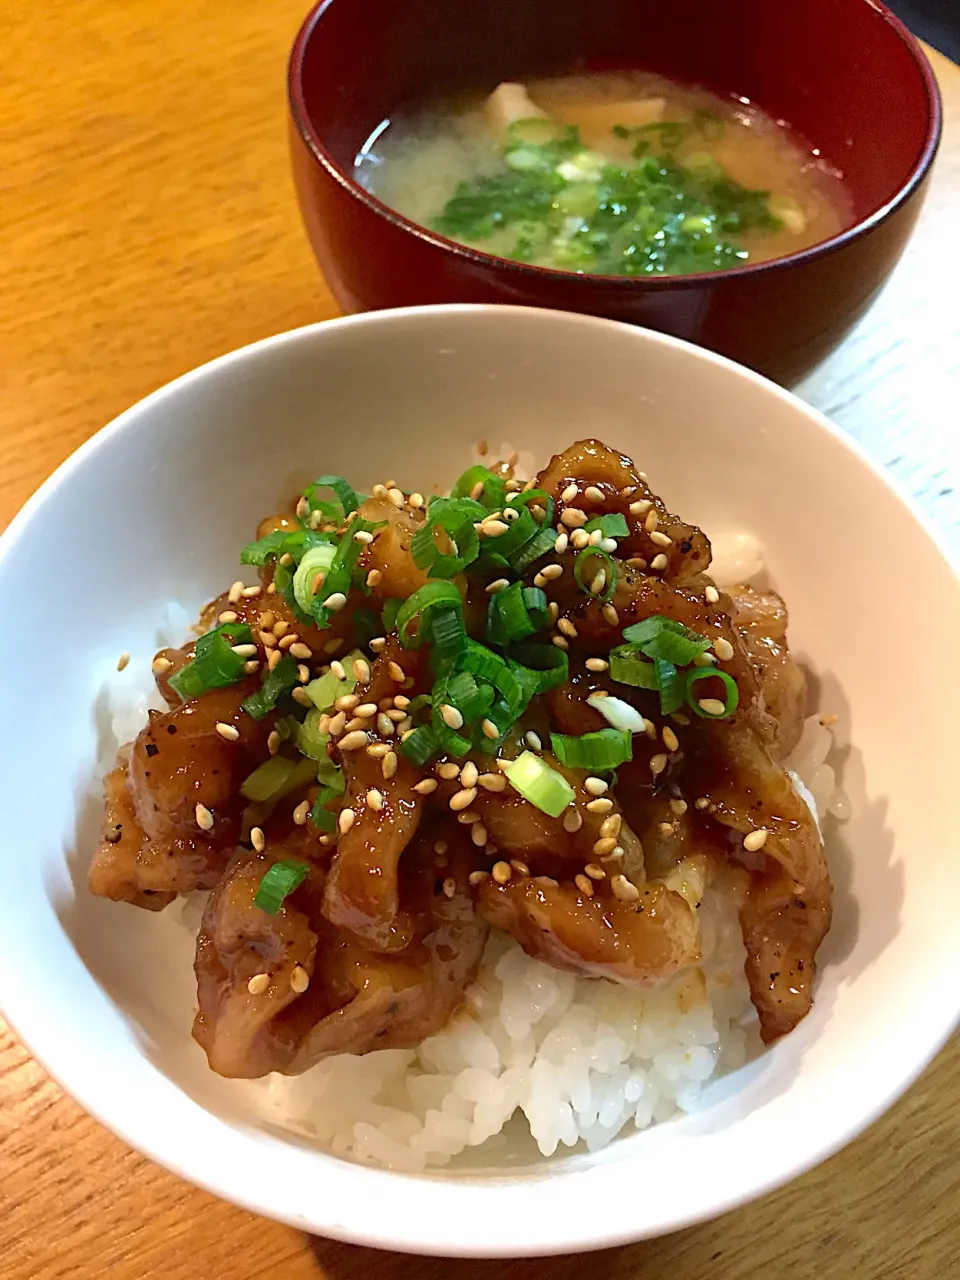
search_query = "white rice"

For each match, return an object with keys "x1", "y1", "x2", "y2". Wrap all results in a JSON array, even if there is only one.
[{"x1": 101, "y1": 541, "x2": 843, "y2": 1172}]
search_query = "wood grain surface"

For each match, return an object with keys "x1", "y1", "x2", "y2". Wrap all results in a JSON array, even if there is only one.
[{"x1": 1, "y1": 4, "x2": 958, "y2": 1277}]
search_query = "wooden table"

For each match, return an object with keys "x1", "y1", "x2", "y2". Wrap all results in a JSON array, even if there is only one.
[{"x1": 2, "y1": 4, "x2": 958, "y2": 1276}]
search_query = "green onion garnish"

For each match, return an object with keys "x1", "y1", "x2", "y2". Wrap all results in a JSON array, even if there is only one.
[
  {"x1": 461, "y1": 640, "x2": 523, "y2": 712},
  {"x1": 294, "y1": 707, "x2": 330, "y2": 761},
  {"x1": 411, "y1": 497, "x2": 484, "y2": 578},
  {"x1": 242, "y1": 654, "x2": 299, "y2": 720},
  {"x1": 621, "y1": 615, "x2": 711, "y2": 665},
  {"x1": 396, "y1": 581, "x2": 463, "y2": 648},
  {"x1": 656, "y1": 658, "x2": 685, "y2": 715},
  {"x1": 550, "y1": 728, "x2": 633, "y2": 770},
  {"x1": 254, "y1": 859, "x2": 310, "y2": 914},
  {"x1": 507, "y1": 488, "x2": 556, "y2": 528},
  {"x1": 573, "y1": 547, "x2": 618, "y2": 602},
  {"x1": 684, "y1": 668, "x2": 740, "y2": 718},
  {"x1": 308, "y1": 518, "x2": 381, "y2": 628},
  {"x1": 302, "y1": 474, "x2": 361, "y2": 518},
  {"x1": 352, "y1": 608, "x2": 380, "y2": 651},
  {"x1": 304, "y1": 648, "x2": 364, "y2": 712},
  {"x1": 584, "y1": 513, "x2": 629, "y2": 539},
  {"x1": 486, "y1": 581, "x2": 547, "y2": 645},
  {"x1": 509, "y1": 526, "x2": 556, "y2": 575},
  {"x1": 240, "y1": 754, "x2": 317, "y2": 803},
  {"x1": 400, "y1": 722, "x2": 441, "y2": 765},
  {"x1": 428, "y1": 606, "x2": 468, "y2": 669},
  {"x1": 452, "y1": 465, "x2": 506, "y2": 512},
  {"x1": 507, "y1": 643, "x2": 569, "y2": 693},
  {"x1": 240, "y1": 528, "x2": 334, "y2": 567},
  {"x1": 382, "y1": 597, "x2": 402, "y2": 633},
  {"x1": 609, "y1": 645, "x2": 658, "y2": 690},
  {"x1": 292, "y1": 543, "x2": 337, "y2": 613},
  {"x1": 169, "y1": 622, "x2": 253, "y2": 700},
  {"x1": 587, "y1": 694, "x2": 647, "y2": 734},
  {"x1": 504, "y1": 751, "x2": 575, "y2": 817},
  {"x1": 309, "y1": 786, "x2": 341, "y2": 832}
]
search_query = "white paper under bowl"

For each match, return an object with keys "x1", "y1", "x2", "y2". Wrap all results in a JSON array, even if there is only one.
[{"x1": 0, "y1": 306, "x2": 957, "y2": 1256}]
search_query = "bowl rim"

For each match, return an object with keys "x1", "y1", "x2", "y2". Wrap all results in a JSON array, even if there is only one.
[
  {"x1": 287, "y1": 0, "x2": 943, "y2": 290},
  {"x1": 1, "y1": 305, "x2": 958, "y2": 1257}
]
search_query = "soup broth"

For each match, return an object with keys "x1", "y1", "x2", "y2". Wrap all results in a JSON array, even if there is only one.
[{"x1": 357, "y1": 71, "x2": 850, "y2": 276}]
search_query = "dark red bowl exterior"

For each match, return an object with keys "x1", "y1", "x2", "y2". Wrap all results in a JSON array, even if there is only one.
[{"x1": 288, "y1": 0, "x2": 941, "y2": 384}]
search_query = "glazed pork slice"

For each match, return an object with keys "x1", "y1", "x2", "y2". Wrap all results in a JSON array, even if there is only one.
[
  {"x1": 535, "y1": 438, "x2": 712, "y2": 585},
  {"x1": 729, "y1": 586, "x2": 807, "y2": 757},
  {"x1": 193, "y1": 826, "x2": 487, "y2": 1078}
]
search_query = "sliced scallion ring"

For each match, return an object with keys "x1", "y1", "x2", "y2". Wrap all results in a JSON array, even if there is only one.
[
  {"x1": 293, "y1": 543, "x2": 337, "y2": 613},
  {"x1": 242, "y1": 654, "x2": 299, "y2": 720},
  {"x1": 584, "y1": 513, "x2": 629, "y2": 539},
  {"x1": 684, "y1": 667, "x2": 740, "y2": 718},
  {"x1": 170, "y1": 622, "x2": 253, "y2": 701},
  {"x1": 451, "y1": 465, "x2": 506, "y2": 512},
  {"x1": 504, "y1": 751, "x2": 575, "y2": 817},
  {"x1": 573, "y1": 547, "x2": 618, "y2": 602},
  {"x1": 396, "y1": 582, "x2": 462, "y2": 648},
  {"x1": 550, "y1": 728, "x2": 632, "y2": 770},
  {"x1": 621, "y1": 615, "x2": 711, "y2": 665},
  {"x1": 254, "y1": 859, "x2": 310, "y2": 914}
]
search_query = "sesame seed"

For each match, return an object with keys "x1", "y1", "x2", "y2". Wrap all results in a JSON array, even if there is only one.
[
  {"x1": 611, "y1": 874, "x2": 640, "y2": 902},
  {"x1": 241, "y1": 585, "x2": 262, "y2": 599},
  {"x1": 714, "y1": 637, "x2": 735, "y2": 661},
  {"x1": 440, "y1": 876, "x2": 458, "y2": 899},
  {"x1": 600, "y1": 814, "x2": 622, "y2": 838},
  {"x1": 589, "y1": 571, "x2": 606, "y2": 596},
  {"x1": 599, "y1": 537, "x2": 618, "y2": 553},
  {"x1": 277, "y1": 633, "x2": 298, "y2": 651},
  {"x1": 437, "y1": 762, "x2": 460, "y2": 779},
  {"x1": 471, "y1": 823, "x2": 489, "y2": 847},
  {"x1": 219, "y1": 609, "x2": 240, "y2": 625},
  {"x1": 450, "y1": 786, "x2": 478, "y2": 812},
  {"x1": 662, "y1": 726, "x2": 680, "y2": 752},
  {"x1": 339, "y1": 730, "x2": 369, "y2": 751},
  {"x1": 386, "y1": 487, "x2": 405, "y2": 508},
  {"x1": 603, "y1": 847, "x2": 625, "y2": 864},
  {"x1": 259, "y1": 630, "x2": 278, "y2": 649},
  {"x1": 644, "y1": 509, "x2": 659, "y2": 533},
  {"x1": 557, "y1": 618, "x2": 578, "y2": 638},
  {"x1": 588, "y1": 528, "x2": 603, "y2": 547},
  {"x1": 541, "y1": 563, "x2": 564, "y2": 581},
  {"x1": 151, "y1": 656, "x2": 173, "y2": 674},
  {"x1": 585, "y1": 657, "x2": 609, "y2": 673},
  {"x1": 267, "y1": 730, "x2": 281, "y2": 755},
  {"x1": 327, "y1": 711, "x2": 346, "y2": 737},
  {"x1": 744, "y1": 828, "x2": 769, "y2": 852},
  {"x1": 468, "y1": 870, "x2": 490, "y2": 886},
  {"x1": 250, "y1": 826, "x2": 265, "y2": 852},
  {"x1": 602, "y1": 604, "x2": 619, "y2": 626},
  {"x1": 377, "y1": 712, "x2": 395, "y2": 736},
  {"x1": 554, "y1": 532, "x2": 569, "y2": 555},
  {"x1": 460, "y1": 761, "x2": 479, "y2": 789},
  {"x1": 231, "y1": 643, "x2": 258, "y2": 658},
  {"x1": 440, "y1": 704, "x2": 464, "y2": 731},
  {"x1": 547, "y1": 602, "x2": 560, "y2": 623},
  {"x1": 584, "y1": 776, "x2": 608, "y2": 796},
  {"x1": 649, "y1": 530, "x2": 673, "y2": 547},
  {"x1": 705, "y1": 585, "x2": 720, "y2": 604},
  {"x1": 563, "y1": 808, "x2": 583, "y2": 832},
  {"x1": 369, "y1": 637, "x2": 387, "y2": 653},
  {"x1": 293, "y1": 799, "x2": 310, "y2": 825},
  {"x1": 366, "y1": 788, "x2": 384, "y2": 812},
  {"x1": 353, "y1": 529, "x2": 375, "y2": 545},
  {"x1": 387, "y1": 661, "x2": 405, "y2": 683},
  {"x1": 628, "y1": 499, "x2": 652, "y2": 517},
  {"x1": 481, "y1": 519, "x2": 510, "y2": 537},
  {"x1": 565, "y1": 529, "x2": 586, "y2": 551},
  {"x1": 659, "y1": 822, "x2": 675, "y2": 837},
  {"x1": 296, "y1": 496, "x2": 310, "y2": 518},
  {"x1": 698, "y1": 698, "x2": 727, "y2": 717},
  {"x1": 409, "y1": 491, "x2": 425, "y2": 508},
  {"x1": 365, "y1": 569, "x2": 383, "y2": 589},
  {"x1": 575, "y1": 873, "x2": 595, "y2": 897},
  {"x1": 820, "y1": 713, "x2": 840, "y2": 727},
  {"x1": 290, "y1": 965, "x2": 310, "y2": 994},
  {"x1": 195, "y1": 803, "x2": 214, "y2": 831},
  {"x1": 492, "y1": 861, "x2": 512, "y2": 884},
  {"x1": 481, "y1": 718, "x2": 500, "y2": 740},
  {"x1": 486, "y1": 578, "x2": 510, "y2": 593},
  {"x1": 533, "y1": 572, "x2": 547, "y2": 588},
  {"x1": 695, "y1": 797, "x2": 710, "y2": 810},
  {"x1": 289, "y1": 642, "x2": 313, "y2": 660},
  {"x1": 561, "y1": 483, "x2": 579, "y2": 503},
  {"x1": 381, "y1": 751, "x2": 398, "y2": 780},
  {"x1": 228, "y1": 580, "x2": 244, "y2": 604},
  {"x1": 214, "y1": 721, "x2": 240, "y2": 742},
  {"x1": 338, "y1": 808, "x2": 356, "y2": 834},
  {"x1": 371, "y1": 483, "x2": 387, "y2": 499},
  {"x1": 414, "y1": 778, "x2": 438, "y2": 795},
  {"x1": 115, "y1": 651, "x2": 131, "y2": 673},
  {"x1": 584, "y1": 485, "x2": 605, "y2": 504},
  {"x1": 667, "y1": 800, "x2": 687, "y2": 819},
  {"x1": 297, "y1": 664, "x2": 310, "y2": 684},
  {"x1": 560, "y1": 508, "x2": 588, "y2": 529},
  {"x1": 478, "y1": 772, "x2": 506, "y2": 792},
  {"x1": 626, "y1": 557, "x2": 647, "y2": 570},
  {"x1": 393, "y1": 694, "x2": 410, "y2": 709},
  {"x1": 244, "y1": 660, "x2": 259, "y2": 675},
  {"x1": 620, "y1": 486, "x2": 637, "y2": 498},
  {"x1": 552, "y1": 635, "x2": 569, "y2": 651},
  {"x1": 584, "y1": 863, "x2": 606, "y2": 880},
  {"x1": 586, "y1": 797, "x2": 613, "y2": 814},
  {"x1": 266, "y1": 648, "x2": 281, "y2": 672},
  {"x1": 650, "y1": 753, "x2": 668, "y2": 776},
  {"x1": 525, "y1": 730, "x2": 542, "y2": 751},
  {"x1": 352, "y1": 657, "x2": 371, "y2": 684},
  {"x1": 273, "y1": 620, "x2": 290, "y2": 638},
  {"x1": 247, "y1": 973, "x2": 270, "y2": 996},
  {"x1": 593, "y1": 836, "x2": 618, "y2": 857},
  {"x1": 350, "y1": 702, "x2": 374, "y2": 719},
  {"x1": 323, "y1": 592, "x2": 347, "y2": 611},
  {"x1": 650, "y1": 554, "x2": 669, "y2": 571}
]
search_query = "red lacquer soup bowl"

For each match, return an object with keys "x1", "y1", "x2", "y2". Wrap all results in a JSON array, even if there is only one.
[{"x1": 288, "y1": 0, "x2": 940, "y2": 384}]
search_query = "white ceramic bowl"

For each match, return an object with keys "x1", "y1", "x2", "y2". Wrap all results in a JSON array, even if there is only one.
[{"x1": 0, "y1": 306, "x2": 957, "y2": 1257}]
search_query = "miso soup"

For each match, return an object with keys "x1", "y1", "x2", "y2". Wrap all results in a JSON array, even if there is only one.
[{"x1": 356, "y1": 71, "x2": 850, "y2": 276}]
